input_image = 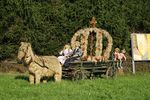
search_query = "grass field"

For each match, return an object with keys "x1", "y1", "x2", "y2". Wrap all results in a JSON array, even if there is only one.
[{"x1": 0, "y1": 73, "x2": 150, "y2": 100}]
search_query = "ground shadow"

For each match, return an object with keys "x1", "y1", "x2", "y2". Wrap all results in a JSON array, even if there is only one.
[
  {"x1": 15, "y1": 75, "x2": 55, "y2": 83},
  {"x1": 15, "y1": 75, "x2": 29, "y2": 81}
]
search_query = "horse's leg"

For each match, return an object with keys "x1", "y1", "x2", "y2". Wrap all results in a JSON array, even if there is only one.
[
  {"x1": 54, "y1": 72, "x2": 62, "y2": 82},
  {"x1": 28, "y1": 63, "x2": 37, "y2": 84},
  {"x1": 29, "y1": 73, "x2": 34, "y2": 84},
  {"x1": 41, "y1": 68, "x2": 48, "y2": 83},
  {"x1": 35, "y1": 70, "x2": 42, "y2": 84}
]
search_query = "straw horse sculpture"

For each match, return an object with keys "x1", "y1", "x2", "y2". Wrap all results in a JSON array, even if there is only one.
[{"x1": 17, "y1": 42, "x2": 62, "y2": 84}]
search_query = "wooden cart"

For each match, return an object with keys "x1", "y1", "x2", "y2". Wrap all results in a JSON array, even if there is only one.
[
  {"x1": 62, "y1": 17, "x2": 115, "y2": 80},
  {"x1": 62, "y1": 60, "x2": 116, "y2": 80}
]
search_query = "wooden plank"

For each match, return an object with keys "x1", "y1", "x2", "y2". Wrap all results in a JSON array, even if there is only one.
[
  {"x1": 68, "y1": 61, "x2": 112, "y2": 68},
  {"x1": 80, "y1": 66, "x2": 107, "y2": 69},
  {"x1": 93, "y1": 70, "x2": 107, "y2": 73}
]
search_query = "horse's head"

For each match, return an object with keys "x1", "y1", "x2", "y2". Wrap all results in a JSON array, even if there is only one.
[{"x1": 17, "y1": 42, "x2": 34, "y2": 64}]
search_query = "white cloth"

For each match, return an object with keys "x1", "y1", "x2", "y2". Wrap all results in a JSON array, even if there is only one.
[{"x1": 58, "y1": 49, "x2": 73, "y2": 65}]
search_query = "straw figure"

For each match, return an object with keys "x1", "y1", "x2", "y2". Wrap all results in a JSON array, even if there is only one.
[
  {"x1": 71, "y1": 17, "x2": 113, "y2": 62},
  {"x1": 58, "y1": 44, "x2": 73, "y2": 65},
  {"x1": 17, "y1": 42, "x2": 62, "y2": 84}
]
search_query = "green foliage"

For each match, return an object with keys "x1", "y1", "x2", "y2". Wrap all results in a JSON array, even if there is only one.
[
  {"x1": 0, "y1": 0, "x2": 150, "y2": 60},
  {"x1": 0, "y1": 45, "x2": 17, "y2": 60},
  {"x1": 0, "y1": 73, "x2": 150, "y2": 99}
]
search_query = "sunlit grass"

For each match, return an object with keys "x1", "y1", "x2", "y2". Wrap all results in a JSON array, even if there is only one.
[{"x1": 0, "y1": 73, "x2": 150, "y2": 100}]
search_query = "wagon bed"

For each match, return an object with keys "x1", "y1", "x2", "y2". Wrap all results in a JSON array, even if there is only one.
[{"x1": 62, "y1": 60, "x2": 116, "y2": 80}]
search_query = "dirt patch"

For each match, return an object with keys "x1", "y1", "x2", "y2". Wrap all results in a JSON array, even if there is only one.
[
  {"x1": 0, "y1": 57, "x2": 150, "y2": 73},
  {"x1": 0, "y1": 59, "x2": 27, "y2": 73}
]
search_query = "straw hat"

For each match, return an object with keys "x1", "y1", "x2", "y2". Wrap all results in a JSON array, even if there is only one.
[
  {"x1": 121, "y1": 49, "x2": 126, "y2": 53},
  {"x1": 115, "y1": 48, "x2": 120, "y2": 52},
  {"x1": 64, "y1": 44, "x2": 71, "y2": 49}
]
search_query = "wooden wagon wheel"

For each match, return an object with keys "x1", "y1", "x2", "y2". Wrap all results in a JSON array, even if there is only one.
[
  {"x1": 72, "y1": 69, "x2": 90, "y2": 80},
  {"x1": 106, "y1": 66, "x2": 116, "y2": 78}
]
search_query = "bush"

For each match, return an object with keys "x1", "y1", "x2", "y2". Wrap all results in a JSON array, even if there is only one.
[{"x1": 0, "y1": 0, "x2": 150, "y2": 60}]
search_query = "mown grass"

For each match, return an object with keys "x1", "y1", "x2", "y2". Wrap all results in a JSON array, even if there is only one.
[{"x1": 0, "y1": 73, "x2": 150, "y2": 100}]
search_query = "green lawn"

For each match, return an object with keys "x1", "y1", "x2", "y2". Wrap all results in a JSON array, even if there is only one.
[{"x1": 0, "y1": 73, "x2": 150, "y2": 100}]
